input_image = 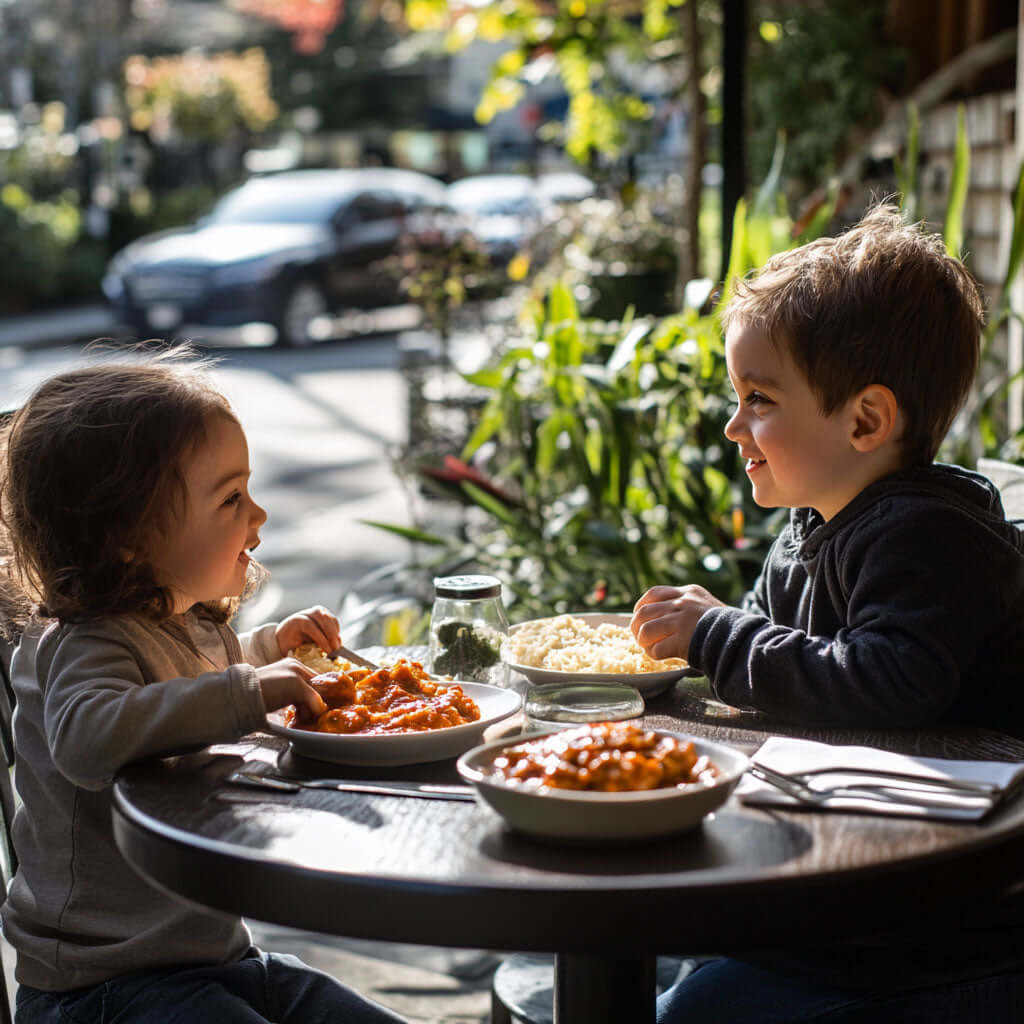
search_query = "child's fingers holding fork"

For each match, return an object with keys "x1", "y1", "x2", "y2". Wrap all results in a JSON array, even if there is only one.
[{"x1": 256, "y1": 658, "x2": 328, "y2": 721}]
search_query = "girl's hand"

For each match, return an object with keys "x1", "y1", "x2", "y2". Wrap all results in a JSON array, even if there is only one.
[
  {"x1": 274, "y1": 605, "x2": 341, "y2": 658},
  {"x1": 256, "y1": 658, "x2": 327, "y2": 722},
  {"x1": 631, "y1": 585, "x2": 726, "y2": 662}
]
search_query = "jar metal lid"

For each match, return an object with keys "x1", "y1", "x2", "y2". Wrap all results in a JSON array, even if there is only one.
[{"x1": 432, "y1": 574, "x2": 502, "y2": 600}]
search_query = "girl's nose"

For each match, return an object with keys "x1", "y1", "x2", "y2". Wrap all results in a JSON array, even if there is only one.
[
  {"x1": 251, "y1": 499, "x2": 268, "y2": 527},
  {"x1": 724, "y1": 406, "x2": 744, "y2": 443}
]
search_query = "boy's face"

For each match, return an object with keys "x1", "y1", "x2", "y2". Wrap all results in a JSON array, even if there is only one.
[
  {"x1": 724, "y1": 322, "x2": 863, "y2": 520},
  {"x1": 149, "y1": 412, "x2": 268, "y2": 613}
]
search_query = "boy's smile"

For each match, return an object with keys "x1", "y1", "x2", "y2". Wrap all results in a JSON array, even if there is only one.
[{"x1": 724, "y1": 322, "x2": 867, "y2": 520}]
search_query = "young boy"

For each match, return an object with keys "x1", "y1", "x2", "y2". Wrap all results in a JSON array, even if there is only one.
[
  {"x1": 632, "y1": 202, "x2": 1024, "y2": 733},
  {"x1": 634, "y1": 204, "x2": 1024, "y2": 1021}
]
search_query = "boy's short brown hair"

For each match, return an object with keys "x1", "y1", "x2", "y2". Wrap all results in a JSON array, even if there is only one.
[{"x1": 721, "y1": 203, "x2": 984, "y2": 466}]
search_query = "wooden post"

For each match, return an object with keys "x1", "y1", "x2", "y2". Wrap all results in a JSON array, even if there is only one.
[
  {"x1": 720, "y1": 0, "x2": 746, "y2": 282},
  {"x1": 1010, "y1": 0, "x2": 1023, "y2": 435}
]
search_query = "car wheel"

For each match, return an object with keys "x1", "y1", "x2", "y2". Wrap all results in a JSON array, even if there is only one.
[{"x1": 277, "y1": 281, "x2": 329, "y2": 348}]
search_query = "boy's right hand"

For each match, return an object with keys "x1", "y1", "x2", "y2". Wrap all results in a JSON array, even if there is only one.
[
  {"x1": 256, "y1": 658, "x2": 328, "y2": 722},
  {"x1": 631, "y1": 584, "x2": 726, "y2": 662}
]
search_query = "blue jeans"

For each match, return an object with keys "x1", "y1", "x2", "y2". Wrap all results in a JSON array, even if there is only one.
[
  {"x1": 656, "y1": 957, "x2": 1024, "y2": 1023},
  {"x1": 14, "y1": 946, "x2": 406, "y2": 1024}
]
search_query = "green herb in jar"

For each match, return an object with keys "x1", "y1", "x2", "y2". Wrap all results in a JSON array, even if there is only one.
[{"x1": 433, "y1": 620, "x2": 501, "y2": 679}]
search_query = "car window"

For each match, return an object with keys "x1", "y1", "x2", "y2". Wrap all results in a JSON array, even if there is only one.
[
  {"x1": 342, "y1": 192, "x2": 406, "y2": 226},
  {"x1": 210, "y1": 186, "x2": 350, "y2": 225}
]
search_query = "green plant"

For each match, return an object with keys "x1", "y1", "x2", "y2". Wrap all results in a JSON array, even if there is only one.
[
  {"x1": 369, "y1": 277, "x2": 784, "y2": 621},
  {"x1": 0, "y1": 185, "x2": 105, "y2": 312},
  {"x1": 519, "y1": 192, "x2": 681, "y2": 321},
  {"x1": 363, "y1": 104, "x2": 1024, "y2": 631},
  {"x1": 748, "y1": 0, "x2": 907, "y2": 192}
]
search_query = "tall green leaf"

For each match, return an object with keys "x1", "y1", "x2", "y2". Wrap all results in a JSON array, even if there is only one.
[
  {"x1": 943, "y1": 105, "x2": 969, "y2": 257},
  {"x1": 1000, "y1": 161, "x2": 1024, "y2": 298},
  {"x1": 894, "y1": 102, "x2": 920, "y2": 222}
]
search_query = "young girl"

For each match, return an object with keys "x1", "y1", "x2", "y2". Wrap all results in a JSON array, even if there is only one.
[{"x1": 0, "y1": 349, "x2": 405, "y2": 1024}]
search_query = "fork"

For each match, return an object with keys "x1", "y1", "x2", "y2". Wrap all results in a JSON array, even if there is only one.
[
  {"x1": 747, "y1": 762, "x2": 994, "y2": 811},
  {"x1": 792, "y1": 764, "x2": 998, "y2": 797}
]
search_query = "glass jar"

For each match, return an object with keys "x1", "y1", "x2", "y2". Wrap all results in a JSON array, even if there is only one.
[{"x1": 429, "y1": 574, "x2": 511, "y2": 689}]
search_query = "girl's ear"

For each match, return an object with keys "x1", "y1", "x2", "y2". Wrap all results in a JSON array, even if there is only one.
[{"x1": 849, "y1": 385, "x2": 903, "y2": 452}]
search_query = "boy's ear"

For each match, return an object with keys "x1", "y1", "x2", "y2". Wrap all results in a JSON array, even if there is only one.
[{"x1": 849, "y1": 385, "x2": 903, "y2": 452}]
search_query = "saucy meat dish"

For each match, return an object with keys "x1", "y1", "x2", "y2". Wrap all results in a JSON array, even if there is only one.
[
  {"x1": 490, "y1": 722, "x2": 717, "y2": 792},
  {"x1": 284, "y1": 657, "x2": 481, "y2": 735}
]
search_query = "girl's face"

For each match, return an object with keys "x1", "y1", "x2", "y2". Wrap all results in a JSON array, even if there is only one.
[{"x1": 150, "y1": 412, "x2": 267, "y2": 613}]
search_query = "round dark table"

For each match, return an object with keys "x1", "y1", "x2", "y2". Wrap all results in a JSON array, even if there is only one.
[{"x1": 111, "y1": 655, "x2": 1024, "y2": 1023}]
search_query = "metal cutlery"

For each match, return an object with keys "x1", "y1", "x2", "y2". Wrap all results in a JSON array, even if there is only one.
[
  {"x1": 747, "y1": 762, "x2": 994, "y2": 811},
  {"x1": 227, "y1": 770, "x2": 476, "y2": 802},
  {"x1": 327, "y1": 645, "x2": 381, "y2": 671},
  {"x1": 791, "y1": 764, "x2": 999, "y2": 796}
]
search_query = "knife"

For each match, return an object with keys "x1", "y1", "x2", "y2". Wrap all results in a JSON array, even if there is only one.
[{"x1": 227, "y1": 770, "x2": 476, "y2": 802}]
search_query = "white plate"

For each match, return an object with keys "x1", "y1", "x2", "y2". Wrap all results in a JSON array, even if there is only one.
[
  {"x1": 266, "y1": 682, "x2": 522, "y2": 767},
  {"x1": 457, "y1": 730, "x2": 748, "y2": 844},
  {"x1": 502, "y1": 612, "x2": 689, "y2": 698}
]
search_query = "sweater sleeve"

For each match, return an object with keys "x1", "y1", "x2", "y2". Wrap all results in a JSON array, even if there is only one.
[
  {"x1": 238, "y1": 622, "x2": 280, "y2": 667},
  {"x1": 43, "y1": 630, "x2": 267, "y2": 791},
  {"x1": 689, "y1": 510, "x2": 1000, "y2": 727}
]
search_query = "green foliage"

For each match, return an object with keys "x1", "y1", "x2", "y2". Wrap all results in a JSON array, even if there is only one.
[
  {"x1": 106, "y1": 184, "x2": 223, "y2": 255},
  {"x1": 406, "y1": 0, "x2": 670, "y2": 164},
  {"x1": 123, "y1": 50, "x2": 278, "y2": 142},
  {"x1": 0, "y1": 186, "x2": 105, "y2": 312},
  {"x1": 748, "y1": 0, "x2": 906, "y2": 191},
  {"x1": 893, "y1": 102, "x2": 921, "y2": 223},
  {"x1": 517, "y1": 191, "x2": 680, "y2": 320},
  {"x1": 943, "y1": 106, "x2": 970, "y2": 259},
  {"x1": 377, "y1": 264, "x2": 785, "y2": 620},
  {"x1": 367, "y1": 100, "x2": 1024, "y2": 627}
]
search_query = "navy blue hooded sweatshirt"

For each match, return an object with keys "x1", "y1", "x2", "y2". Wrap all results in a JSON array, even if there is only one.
[
  {"x1": 690, "y1": 463, "x2": 1024, "y2": 733},
  {"x1": 688, "y1": 463, "x2": 1024, "y2": 992}
]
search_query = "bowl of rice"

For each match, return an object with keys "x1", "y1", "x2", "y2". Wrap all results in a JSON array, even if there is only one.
[{"x1": 501, "y1": 612, "x2": 690, "y2": 698}]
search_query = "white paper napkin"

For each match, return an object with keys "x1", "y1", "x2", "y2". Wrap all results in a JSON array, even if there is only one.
[{"x1": 737, "y1": 736, "x2": 1024, "y2": 822}]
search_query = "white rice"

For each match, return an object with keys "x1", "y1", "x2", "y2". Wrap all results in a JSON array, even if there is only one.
[{"x1": 504, "y1": 614, "x2": 687, "y2": 674}]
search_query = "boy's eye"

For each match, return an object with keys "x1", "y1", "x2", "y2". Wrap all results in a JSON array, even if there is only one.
[
  {"x1": 222, "y1": 492, "x2": 242, "y2": 508},
  {"x1": 745, "y1": 390, "x2": 771, "y2": 406}
]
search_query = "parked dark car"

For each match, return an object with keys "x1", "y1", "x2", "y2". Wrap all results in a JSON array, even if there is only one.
[
  {"x1": 102, "y1": 167, "x2": 448, "y2": 346},
  {"x1": 446, "y1": 171, "x2": 596, "y2": 267}
]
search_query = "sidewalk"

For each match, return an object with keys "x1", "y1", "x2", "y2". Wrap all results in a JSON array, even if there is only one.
[{"x1": 0, "y1": 303, "x2": 117, "y2": 349}]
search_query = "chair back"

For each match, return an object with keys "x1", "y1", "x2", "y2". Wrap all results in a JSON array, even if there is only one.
[
  {"x1": 977, "y1": 458, "x2": 1024, "y2": 522},
  {"x1": 0, "y1": 639, "x2": 15, "y2": 1024}
]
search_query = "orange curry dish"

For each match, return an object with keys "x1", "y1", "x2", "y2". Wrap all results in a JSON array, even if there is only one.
[
  {"x1": 490, "y1": 722, "x2": 718, "y2": 792},
  {"x1": 284, "y1": 659, "x2": 481, "y2": 735}
]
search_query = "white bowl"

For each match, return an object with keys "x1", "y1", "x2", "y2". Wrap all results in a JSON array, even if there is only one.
[
  {"x1": 266, "y1": 682, "x2": 522, "y2": 767},
  {"x1": 502, "y1": 612, "x2": 689, "y2": 698},
  {"x1": 457, "y1": 729, "x2": 748, "y2": 844}
]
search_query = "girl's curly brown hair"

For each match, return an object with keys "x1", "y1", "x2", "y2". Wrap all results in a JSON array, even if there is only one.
[{"x1": 0, "y1": 345, "x2": 263, "y2": 635}]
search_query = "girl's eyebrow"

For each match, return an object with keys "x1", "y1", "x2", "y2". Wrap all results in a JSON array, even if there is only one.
[{"x1": 209, "y1": 468, "x2": 250, "y2": 494}]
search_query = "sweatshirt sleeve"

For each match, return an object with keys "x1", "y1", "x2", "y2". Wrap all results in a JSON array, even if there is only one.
[
  {"x1": 237, "y1": 622, "x2": 280, "y2": 667},
  {"x1": 43, "y1": 629, "x2": 268, "y2": 791},
  {"x1": 689, "y1": 509, "x2": 1000, "y2": 728}
]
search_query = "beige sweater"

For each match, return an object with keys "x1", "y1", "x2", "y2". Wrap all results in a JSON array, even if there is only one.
[{"x1": 1, "y1": 610, "x2": 279, "y2": 991}]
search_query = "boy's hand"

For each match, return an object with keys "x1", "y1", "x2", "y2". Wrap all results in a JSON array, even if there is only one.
[
  {"x1": 274, "y1": 605, "x2": 341, "y2": 659},
  {"x1": 631, "y1": 585, "x2": 726, "y2": 662},
  {"x1": 256, "y1": 658, "x2": 328, "y2": 722}
]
